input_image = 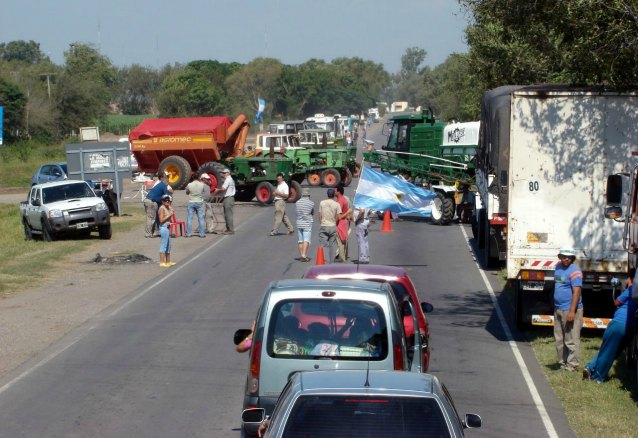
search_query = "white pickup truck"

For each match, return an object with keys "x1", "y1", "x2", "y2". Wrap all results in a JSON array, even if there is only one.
[{"x1": 20, "y1": 180, "x2": 112, "y2": 241}]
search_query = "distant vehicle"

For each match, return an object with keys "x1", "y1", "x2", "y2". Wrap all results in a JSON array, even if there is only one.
[
  {"x1": 242, "y1": 370, "x2": 482, "y2": 437},
  {"x1": 31, "y1": 162, "x2": 68, "y2": 185},
  {"x1": 390, "y1": 101, "x2": 409, "y2": 112},
  {"x1": 303, "y1": 263, "x2": 434, "y2": 372}
]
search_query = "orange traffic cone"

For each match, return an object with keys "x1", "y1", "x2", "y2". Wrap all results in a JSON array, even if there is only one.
[
  {"x1": 316, "y1": 246, "x2": 326, "y2": 265},
  {"x1": 381, "y1": 210, "x2": 393, "y2": 232}
]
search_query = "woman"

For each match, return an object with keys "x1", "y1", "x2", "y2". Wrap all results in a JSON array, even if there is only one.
[{"x1": 158, "y1": 194, "x2": 175, "y2": 267}]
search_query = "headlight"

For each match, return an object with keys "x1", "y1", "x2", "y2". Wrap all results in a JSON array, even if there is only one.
[
  {"x1": 95, "y1": 202, "x2": 108, "y2": 211},
  {"x1": 48, "y1": 210, "x2": 63, "y2": 218}
]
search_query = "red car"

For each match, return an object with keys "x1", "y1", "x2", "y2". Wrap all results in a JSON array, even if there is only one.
[{"x1": 303, "y1": 264, "x2": 434, "y2": 372}]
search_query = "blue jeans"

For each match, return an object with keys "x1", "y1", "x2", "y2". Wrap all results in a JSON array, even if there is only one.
[
  {"x1": 159, "y1": 225, "x2": 171, "y2": 253},
  {"x1": 186, "y1": 202, "x2": 205, "y2": 237},
  {"x1": 586, "y1": 320, "x2": 627, "y2": 382}
]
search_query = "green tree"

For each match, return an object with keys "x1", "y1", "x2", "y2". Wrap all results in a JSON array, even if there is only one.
[
  {"x1": 0, "y1": 40, "x2": 49, "y2": 64},
  {"x1": 0, "y1": 77, "x2": 27, "y2": 142},
  {"x1": 225, "y1": 58, "x2": 284, "y2": 118},
  {"x1": 116, "y1": 64, "x2": 161, "y2": 115}
]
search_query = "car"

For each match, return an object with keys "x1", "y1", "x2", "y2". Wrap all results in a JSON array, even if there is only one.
[
  {"x1": 236, "y1": 278, "x2": 425, "y2": 436},
  {"x1": 303, "y1": 264, "x2": 434, "y2": 372},
  {"x1": 31, "y1": 162, "x2": 68, "y2": 185},
  {"x1": 242, "y1": 370, "x2": 482, "y2": 437}
]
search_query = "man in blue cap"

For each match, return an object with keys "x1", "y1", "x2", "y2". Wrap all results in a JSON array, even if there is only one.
[{"x1": 553, "y1": 248, "x2": 583, "y2": 371}]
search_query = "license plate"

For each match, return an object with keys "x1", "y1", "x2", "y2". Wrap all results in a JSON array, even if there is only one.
[
  {"x1": 77, "y1": 222, "x2": 88, "y2": 229},
  {"x1": 521, "y1": 281, "x2": 545, "y2": 291}
]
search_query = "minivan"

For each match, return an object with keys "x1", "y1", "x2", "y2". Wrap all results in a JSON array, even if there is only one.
[{"x1": 236, "y1": 279, "x2": 423, "y2": 436}]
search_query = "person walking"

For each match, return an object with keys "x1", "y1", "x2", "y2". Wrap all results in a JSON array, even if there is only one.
[
  {"x1": 270, "y1": 173, "x2": 294, "y2": 236},
  {"x1": 554, "y1": 248, "x2": 584, "y2": 371},
  {"x1": 158, "y1": 194, "x2": 175, "y2": 267},
  {"x1": 295, "y1": 188, "x2": 314, "y2": 262},
  {"x1": 335, "y1": 184, "x2": 352, "y2": 262},
  {"x1": 318, "y1": 188, "x2": 342, "y2": 264},
  {"x1": 213, "y1": 168, "x2": 235, "y2": 235},
  {"x1": 352, "y1": 205, "x2": 371, "y2": 264},
  {"x1": 201, "y1": 173, "x2": 217, "y2": 233},
  {"x1": 185, "y1": 173, "x2": 208, "y2": 238},
  {"x1": 144, "y1": 172, "x2": 173, "y2": 238}
]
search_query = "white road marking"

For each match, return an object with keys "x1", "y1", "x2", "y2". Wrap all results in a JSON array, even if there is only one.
[{"x1": 459, "y1": 225, "x2": 559, "y2": 438}]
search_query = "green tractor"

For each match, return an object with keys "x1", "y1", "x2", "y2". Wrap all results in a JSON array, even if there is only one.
[{"x1": 364, "y1": 109, "x2": 478, "y2": 225}]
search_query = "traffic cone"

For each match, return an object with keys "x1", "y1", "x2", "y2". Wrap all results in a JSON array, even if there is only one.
[
  {"x1": 381, "y1": 210, "x2": 393, "y2": 232},
  {"x1": 316, "y1": 246, "x2": 326, "y2": 265}
]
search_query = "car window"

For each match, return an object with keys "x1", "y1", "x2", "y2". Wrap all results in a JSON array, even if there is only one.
[
  {"x1": 42, "y1": 183, "x2": 95, "y2": 203},
  {"x1": 267, "y1": 299, "x2": 388, "y2": 360},
  {"x1": 282, "y1": 395, "x2": 450, "y2": 438},
  {"x1": 41, "y1": 165, "x2": 52, "y2": 176}
]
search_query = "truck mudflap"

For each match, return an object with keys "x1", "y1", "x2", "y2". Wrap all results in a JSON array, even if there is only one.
[{"x1": 531, "y1": 315, "x2": 611, "y2": 329}]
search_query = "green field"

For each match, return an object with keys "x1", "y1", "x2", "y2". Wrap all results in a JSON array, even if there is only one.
[{"x1": 97, "y1": 114, "x2": 155, "y2": 136}]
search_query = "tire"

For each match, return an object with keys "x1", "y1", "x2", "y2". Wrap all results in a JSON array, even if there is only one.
[
  {"x1": 483, "y1": 229, "x2": 499, "y2": 269},
  {"x1": 471, "y1": 215, "x2": 478, "y2": 240},
  {"x1": 41, "y1": 220, "x2": 54, "y2": 242},
  {"x1": 23, "y1": 219, "x2": 33, "y2": 241},
  {"x1": 198, "y1": 162, "x2": 225, "y2": 191},
  {"x1": 255, "y1": 181, "x2": 275, "y2": 205},
  {"x1": 341, "y1": 168, "x2": 353, "y2": 187},
  {"x1": 98, "y1": 223, "x2": 112, "y2": 240},
  {"x1": 307, "y1": 172, "x2": 321, "y2": 186},
  {"x1": 160, "y1": 156, "x2": 193, "y2": 190},
  {"x1": 321, "y1": 168, "x2": 341, "y2": 188},
  {"x1": 287, "y1": 180, "x2": 302, "y2": 203},
  {"x1": 430, "y1": 193, "x2": 454, "y2": 225},
  {"x1": 477, "y1": 209, "x2": 486, "y2": 249},
  {"x1": 515, "y1": 281, "x2": 528, "y2": 330}
]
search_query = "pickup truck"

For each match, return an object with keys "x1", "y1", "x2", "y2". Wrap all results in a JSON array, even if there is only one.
[{"x1": 20, "y1": 180, "x2": 112, "y2": 241}]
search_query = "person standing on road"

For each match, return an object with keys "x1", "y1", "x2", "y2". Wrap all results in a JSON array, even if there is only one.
[
  {"x1": 213, "y1": 168, "x2": 235, "y2": 235},
  {"x1": 201, "y1": 173, "x2": 216, "y2": 234},
  {"x1": 554, "y1": 248, "x2": 584, "y2": 371},
  {"x1": 335, "y1": 184, "x2": 352, "y2": 262},
  {"x1": 352, "y1": 205, "x2": 371, "y2": 264},
  {"x1": 295, "y1": 188, "x2": 314, "y2": 262},
  {"x1": 144, "y1": 172, "x2": 173, "y2": 238},
  {"x1": 270, "y1": 173, "x2": 294, "y2": 236},
  {"x1": 185, "y1": 173, "x2": 207, "y2": 238},
  {"x1": 318, "y1": 188, "x2": 342, "y2": 264},
  {"x1": 158, "y1": 194, "x2": 175, "y2": 267}
]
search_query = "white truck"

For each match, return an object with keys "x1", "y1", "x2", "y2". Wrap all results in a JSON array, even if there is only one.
[
  {"x1": 475, "y1": 85, "x2": 638, "y2": 329},
  {"x1": 20, "y1": 180, "x2": 112, "y2": 241}
]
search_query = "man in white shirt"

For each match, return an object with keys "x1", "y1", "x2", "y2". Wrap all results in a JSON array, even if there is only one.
[
  {"x1": 213, "y1": 168, "x2": 236, "y2": 235},
  {"x1": 270, "y1": 173, "x2": 294, "y2": 236}
]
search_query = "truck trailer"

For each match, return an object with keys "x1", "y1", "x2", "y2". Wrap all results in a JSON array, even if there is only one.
[{"x1": 476, "y1": 85, "x2": 638, "y2": 329}]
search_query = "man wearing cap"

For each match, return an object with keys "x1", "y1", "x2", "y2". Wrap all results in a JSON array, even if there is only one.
[
  {"x1": 200, "y1": 173, "x2": 216, "y2": 233},
  {"x1": 270, "y1": 173, "x2": 294, "y2": 236},
  {"x1": 318, "y1": 188, "x2": 342, "y2": 263},
  {"x1": 213, "y1": 168, "x2": 235, "y2": 235},
  {"x1": 352, "y1": 205, "x2": 371, "y2": 264},
  {"x1": 144, "y1": 172, "x2": 173, "y2": 238},
  {"x1": 295, "y1": 188, "x2": 314, "y2": 262},
  {"x1": 554, "y1": 248, "x2": 584, "y2": 371},
  {"x1": 185, "y1": 173, "x2": 208, "y2": 238}
]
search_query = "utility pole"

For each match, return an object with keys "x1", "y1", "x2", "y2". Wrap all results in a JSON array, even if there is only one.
[{"x1": 39, "y1": 73, "x2": 55, "y2": 99}]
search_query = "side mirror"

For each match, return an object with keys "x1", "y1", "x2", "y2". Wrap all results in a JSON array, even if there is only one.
[
  {"x1": 463, "y1": 413, "x2": 482, "y2": 429},
  {"x1": 606, "y1": 174, "x2": 623, "y2": 206},
  {"x1": 242, "y1": 408, "x2": 266, "y2": 435},
  {"x1": 604, "y1": 206, "x2": 623, "y2": 220},
  {"x1": 421, "y1": 302, "x2": 434, "y2": 314},
  {"x1": 94, "y1": 189, "x2": 104, "y2": 197},
  {"x1": 234, "y1": 329, "x2": 252, "y2": 345}
]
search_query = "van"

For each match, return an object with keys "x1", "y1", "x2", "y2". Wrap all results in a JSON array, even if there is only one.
[{"x1": 237, "y1": 279, "x2": 422, "y2": 436}]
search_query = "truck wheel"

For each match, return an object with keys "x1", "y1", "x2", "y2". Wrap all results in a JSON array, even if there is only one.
[
  {"x1": 41, "y1": 220, "x2": 54, "y2": 242},
  {"x1": 482, "y1": 231, "x2": 499, "y2": 269},
  {"x1": 98, "y1": 223, "x2": 112, "y2": 240},
  {"x1": 287, "y1": 181, "x2": 302, "y2": 203},
  {"x1": 23, "y1": 219, "x2": 33, "y2": 241},
  {"x1": 255, "y1": 182, "x2": 274, "y2": 205},
  {"x1": 198, "y1": 162, "x2": 226, "y2": 191},
  {"x1": 341, "y1": 168, "x2": 353, "y2": 187},
  {"x1": 307, "y1": 172, "x2": 321, "y2": 186},
  {"x1": 477, "y1": 209, "x2": 486, "y2": 249},
  {"x1": 160, "y1": 156, "x2": 192, "y2": 190},
  {"x1": 321, "y1": 169, "x2": 341, "y2": 188},
  {"x1": 515, "y1": 281, "x2": 529, "y2": 330}
]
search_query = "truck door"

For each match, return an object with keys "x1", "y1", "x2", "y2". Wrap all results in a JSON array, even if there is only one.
[{"x1": 29, "y1": 188, "x2": 42, "y2": 230}]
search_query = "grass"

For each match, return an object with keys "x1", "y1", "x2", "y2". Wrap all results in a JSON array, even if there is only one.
[
  {"x1": 0, "y1": 203, "x2": 145, "y2": 298},
  {"x1": 97, "y1": 114, "x2": 154, "y2": 136},
  {"x1": 0, "y1": 140, "x2": 67, "y2": 188}
]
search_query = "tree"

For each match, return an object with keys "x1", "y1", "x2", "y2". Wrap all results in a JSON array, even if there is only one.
[
  {"x1": 0, "y1": 40, "x2": 49, "y2": 64},
  {"x1": 0, "y1": 77, "x2": 27, "y2": 141},
  {"x1": 116, "y1": 64, "x2": 161, "y2": 115},
  {"x1": 225, "y1": 58, "x2": 284, "y2": 118}
]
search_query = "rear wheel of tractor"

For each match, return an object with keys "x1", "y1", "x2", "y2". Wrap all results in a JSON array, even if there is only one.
[
  {"x1": 287, "y1": 181, "x2": 302, "y2": 203},
  {"x1": 321, "y1": 168, "x2": 341, "y2": 188},
  {"x1": 307, "y1": 172, "x2": 321, "y2": 186},
  {"x1": 23, "y1": 219, "x2": 33, "y2": 241},
  {"x1": 341, "y1": 168, "x2": 353, "y2": 187},
  {"x1": 41, "y1": 220, "x2": 54, "y2": 241},
  {"x1": 441, "y1": 197, "x2": 454, "y2": 225},
  {"x1": 255, "y1": 182, "x2": 275, "y2": 205},
  {"x1": 198, "y1": 162, "x2": 225, "y2": 191},
  {"x1": 98, "y1": 223, "x2": 112, "y2": 240},
  {"x1": 160, "y1": 156, "x2": 192, "y2": 189},
  {"x1": 430, "y1": 193, "x2": 454, "y2": 225}
]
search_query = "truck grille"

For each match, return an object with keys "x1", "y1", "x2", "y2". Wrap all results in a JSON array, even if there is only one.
[{"x1": 68, "y1": 207, "x2": 92, "y2": 215}]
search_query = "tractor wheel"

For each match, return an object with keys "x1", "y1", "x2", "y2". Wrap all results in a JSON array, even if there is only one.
[
  {"x1": 321, "y1": 168, "x2": 341, "y2": 188},
  {"x1": 307, "y1": 172, "x2": 321, "y2": 186},
  {"x1": 430, "y1": 193, "x2": 454, "y2": 225},
  {"x1": 160, "y1": 156, "x2": 192, "y2": 190},
  {"x1": 255, "y1": 182, "x2": 275, "y2": 205},
  {"x1": 341, "y1": 168, "x2": 353, "y2": 187},
  {"x1": 23, "y1": 219, "x2": 33, "y2": 241},
  {"x1": 287, "y1": 181, "x2": 302, "y2": 203},
  {"x1": 198, "y1": 162, "x2": 225, "y2": 191}
]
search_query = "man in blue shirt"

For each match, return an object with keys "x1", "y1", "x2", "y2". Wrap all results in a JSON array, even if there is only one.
[
  {"x1": 553, "y1": 248, "x2": 584, "y2": 371},
  {"x1": 144, "y1": 172, "x2": 173, "y2": 238}
]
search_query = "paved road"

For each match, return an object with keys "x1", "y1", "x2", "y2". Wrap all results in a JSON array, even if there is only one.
[{"x1": 0, "y1": 126, "x2": 575, "y2": 437}]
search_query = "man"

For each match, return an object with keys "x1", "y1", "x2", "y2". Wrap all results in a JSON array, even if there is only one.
[
  {"x1": 335, "y1": 184, "x2": 352, "y2": 262},
  {"x1": 185, "y1": 173, "x2": 207, "y2": 238},
  {"x1": 352, "y1": 205, "x2": 371, "y2": 264},
  {"x1": 553, "y1": 248, "x2": 584, "y2": 371},
  {"x1": 144, "y1": 172, "x2": 173, "y2": 238},
  {"x1": 318, "y1": 188, "x2": 342, "y2": 264},
  {"x1": 201, "y1": 174, "x2": 216, "y2": 233},
  {"x1": 213, "y1": 168, "x2": 235, "y2": 235},
  {"x1": 295, "y1": 188, "x2": 314, "y2": 262},
  {"x1": 270, "y1": 173, "x2": 294, "y2": 236}
]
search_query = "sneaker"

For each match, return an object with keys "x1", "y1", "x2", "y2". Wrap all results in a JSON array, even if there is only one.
[
  {"x1": 160, "y1": 263, "x2": 170, "y2": 267},
  {"x1": 167, "y1": 262, "x2": 177, "y2": 266},
  {"x1": 269, "y1": 231, "x2": 277, "y2": 236},
  {"x1": 223, "y1": 231, "x2": 235, "y2": 235},
  {"x1": 582, "y1": 367, "x2": 592, "y2": 380},
  {"x1": 287, "y1": 230, "x2": 294, "y2": 235}
]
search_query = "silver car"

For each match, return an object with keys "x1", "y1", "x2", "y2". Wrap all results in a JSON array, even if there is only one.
[{"x1": 242, "y1": 370, "x2": 482, "y2": 437}]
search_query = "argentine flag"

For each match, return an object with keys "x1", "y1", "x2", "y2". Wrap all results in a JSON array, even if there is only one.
[
  {"x1": 255, "y1": 98, "x2": 266, "y2": 123},
  {"x1": 354, "y1": 167, "x2": 437, "y2": 216}
]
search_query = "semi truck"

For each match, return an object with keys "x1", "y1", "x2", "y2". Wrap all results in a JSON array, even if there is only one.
[{"x1": 475, "y1": 85, "x2": 638, "y2": 329}]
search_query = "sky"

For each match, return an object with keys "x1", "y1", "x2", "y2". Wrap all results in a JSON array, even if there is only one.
[{"x1": 1, "y1": 0, "x2": 470, "y2": 74}]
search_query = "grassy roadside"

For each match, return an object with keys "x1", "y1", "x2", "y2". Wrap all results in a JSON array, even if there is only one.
[
  {"x1": 0, "y1": 140, "x2": 67, "y2": 188},
  {"x1": 0, "y1": 203, "x2": 144, "y2": 298},
  {"x1": 501, "y1": 279, "x2": 638, "y2": 437}
]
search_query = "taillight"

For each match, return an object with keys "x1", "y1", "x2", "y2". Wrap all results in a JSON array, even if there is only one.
[
  {"x1": 247, "y1": 340, "x2": 261, "y2": 395},
  {"x1": 392, "y1": 332, "x2": 404, "y2": 370},
  {"x1": 521, "y1": 270, "x2": 545, "y2": 281}
]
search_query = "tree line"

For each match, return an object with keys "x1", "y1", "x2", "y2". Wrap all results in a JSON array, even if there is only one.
[{"x1": 1, "y1": 0, "x2": 636, "y2": 144}]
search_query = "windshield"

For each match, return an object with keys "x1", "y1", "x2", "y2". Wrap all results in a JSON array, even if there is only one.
[
  {"x1": 267, "y1": 299, "x2": 388, "y2": 360},
  {"x1": 42, "y1": 183, "x2": 96, "y2": 204},
  {"x1": 282, "y1": 395, "x2": 450, "y2": 438}
]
